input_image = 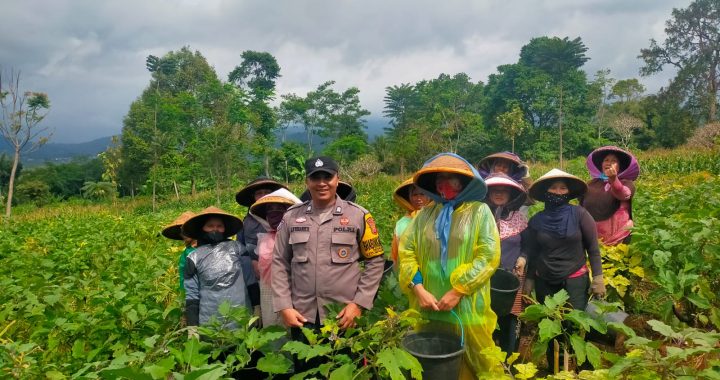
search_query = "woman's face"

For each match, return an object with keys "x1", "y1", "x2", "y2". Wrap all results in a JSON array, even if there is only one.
[
  {"x1": 602, "y1": 153, "x2": 620, "y2": 172},
  {"x1": 409, "y1": 185, "x2": 430, "y2": 210},
  {"x1": 266, "y1": 203, "x2": 287, "y2": 213},
  {"x1": 547, "y1": 180, "x2": 569, "y2": 195},
  {"x1": 435, "y1": 172, "x2": 464, "y2": 200},
  {"x1": 202, "y1": 216, "x2": 226, "y2": 233},
  {"x1": 488, "y1": 187, "x2": 511, "y2": 206},
  {"x1": 492, "y1": 159, "x2": 512, "y2": 175}
]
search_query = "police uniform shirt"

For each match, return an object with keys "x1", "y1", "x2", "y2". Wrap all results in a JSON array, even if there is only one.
[{"x1": 271, "y1": 196, "x2": 385, "y2": 323}]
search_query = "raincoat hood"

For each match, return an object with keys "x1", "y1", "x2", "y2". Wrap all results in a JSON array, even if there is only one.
[
  {"x1": 586, "y1": 146, "x2": 640, "y2": 181},
  {"x1": 162, "y1": 211, "x2": 196, "y2": 240},
  {"x1": 414, "y1": 153, "x2": 487, "y2": 274},
  {"x1": 477, "y1": 151, "x2": 529, "y2": 181},
  {"x1": 414, "y1": 153, "x2": 487, "y2": 203}
]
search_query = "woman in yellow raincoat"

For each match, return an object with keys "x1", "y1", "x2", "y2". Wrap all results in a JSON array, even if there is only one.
[
  {"x1": 391, "y1": 177, "x2": 430, "y2": 266},
  {"x1": 399, "y1": 153, "x2": 502, "y2": 378}
]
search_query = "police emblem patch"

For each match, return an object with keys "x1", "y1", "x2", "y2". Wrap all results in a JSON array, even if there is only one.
[
  {"x1": 340, "y1": 216, "x2": 349, "y2": 225},
  {"x1": 366, "y1": 216, "x2": 377, "y2": 234},
  {"x1": 315, "y1": 158, "x2": 324, "y2": 167},
  {"x1": 338, "y1": 248, "x2": 349, "y2": 258}
]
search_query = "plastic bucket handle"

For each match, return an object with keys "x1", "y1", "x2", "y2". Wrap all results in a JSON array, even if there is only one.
[{"x1": 450, "y1": 309, "x2": 465, "y2": 347}]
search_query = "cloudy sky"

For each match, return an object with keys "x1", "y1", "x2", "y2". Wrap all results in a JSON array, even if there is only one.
[{"x1": 2, "y1": 0, "x2": 689, "y2": 143}]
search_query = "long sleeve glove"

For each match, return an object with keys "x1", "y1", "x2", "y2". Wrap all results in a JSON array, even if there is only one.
[
  {"x1": 591, "y1": 275, "x2": 606, "y2": 298},
  {"x1": 185, "y1": 299, "x2": 200, "y2": 327}
]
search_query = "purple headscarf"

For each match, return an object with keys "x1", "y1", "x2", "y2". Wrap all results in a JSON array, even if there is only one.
[{"x1": 586, "y1": 146, "x2": 640, "y2": 181}]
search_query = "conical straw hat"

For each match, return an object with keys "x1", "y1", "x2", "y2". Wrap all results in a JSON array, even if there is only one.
[
  {"x1": 161, "y1": 211, "x2": 196, "y2": 240},
  {"x1": 181, "y1": 206, "x2": 243, "y2": 239},
  {"x1": 413, "y1": 154, "x2": 476, "y2": 195},
  {"x1": 528, "y1": 168, "x2": 587, "y2": 202},
  {"x1": 235, "y1": 177, "x2": 287, "y2": 207},
  {"x1": 250, "y1": 188, "x2": 302, "y2": 219},
  {"x1": 392, "y1": 177, "x2": 415, "y2": 212}
]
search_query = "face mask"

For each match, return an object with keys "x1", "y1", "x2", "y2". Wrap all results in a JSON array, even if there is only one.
[
  {"x1": 545, "y1": 192, "x2": 570, "y2": 207},
  {"x1": 203, "y1": 231, "x2": 225, "y2": 244},
  {"x1": 266, "y1": 210, "x2": 285, "y2": 230},
  {"x1": 436, "y1": 179, "x2": 461, "y2": 200}
]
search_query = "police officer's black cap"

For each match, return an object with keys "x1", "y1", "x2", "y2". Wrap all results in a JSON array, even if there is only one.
[{"x1": 305, "y1": 156, "x2": 339, "y2": 177}]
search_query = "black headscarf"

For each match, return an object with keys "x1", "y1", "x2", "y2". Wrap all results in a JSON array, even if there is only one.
[{"x1": 529, "y1": 193, "x2": 579, "y2": 239}]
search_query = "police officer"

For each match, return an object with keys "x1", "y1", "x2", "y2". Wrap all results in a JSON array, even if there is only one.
[{"x1": 271, "y1": 156, "x2": 385, "y2": 333}]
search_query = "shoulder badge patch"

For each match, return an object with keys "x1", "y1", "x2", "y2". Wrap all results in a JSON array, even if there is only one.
[{"x1": 360, "y1": 213, "x2": 383, "y2": 259}]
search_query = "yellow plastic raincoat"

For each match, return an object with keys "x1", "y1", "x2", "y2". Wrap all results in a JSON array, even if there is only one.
[{"x1": 399, "y1": 153, "x2": 502, "y2": 378}]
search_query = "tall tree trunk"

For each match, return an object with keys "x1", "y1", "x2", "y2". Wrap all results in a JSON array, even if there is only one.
[
  {"x1": 511, "y1": 137, "x2": 515, "y2": 153},
  {"x1": 709, "y1": 65, "x2": 718, "y2": 122},
  {"x1": 264, "y1": 153, "x2": 270, "y2": 177},
  {"x1": 4, "y1": 148, "x2": 20, "y2": 218},
  {"x1": 173, "y1": 180, "x2": 179, "y2": 200},
  {"x1": 152, "y1": 180, "x2": 157, "y2": 212},
  {"x1": 558, "y1": 87, "x2": 564, "y2": 170}
]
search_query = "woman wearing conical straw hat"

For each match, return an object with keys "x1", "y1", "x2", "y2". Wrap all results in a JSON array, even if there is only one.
[
  {"x1": 161, "y1": 211, "x2": 196, "y2": 291},
  {"x1": 249, "y1": 188, "x2": 302, "y2": 327},
  {"x1": 399, "y1": 153, "x2": 503, "y2": 378},
  {"x1": 181, "y1": 207, "x2": 250, "y2": 328},
  {"x1": 524, "y1": 169, "x2": 606, "y2": 372},
  {"x1": 483, "y1": 173, "x2": 529, "y2": 355},
  {"x1": 580, "y1": 146, "x2": 640, "y2": 246},
  {"x1": 390, "y1": 177, "x2": 430, "y2": 267}
]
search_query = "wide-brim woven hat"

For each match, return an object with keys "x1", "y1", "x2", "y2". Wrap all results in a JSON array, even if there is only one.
[
  {"x1": 392, "y1": 177, "x2": 415, "y2": 212},
  {"x1": 413, "y1": 154, "x2": 476, "y2": 195},
  {"x1": 586, "y1": 146, "x2": 640, "y2": 181},
  {"x1": 477, "y1": 152, "x2": 523, "y2": 170},
  {"x1": 250, "y1": 188, "x2": 302, "y2": 219},
  {"x1": 161, "y1": 211, "x2": 196, "y2": 240},
  {"x1": 485, "y1": 173, "x2": 527, "y2": 209},
  {"x1": 235, "y1": 177, "x2": 288, "y2": 207},
  {"x1": 181, "y1": 206, "x2": 243, "y2": 239},
  {"x1": 529, "y1": 169, "x2": 587, "y2": 202}
]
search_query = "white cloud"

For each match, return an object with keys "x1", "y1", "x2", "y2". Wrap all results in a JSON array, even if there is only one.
[{"x1": 0, "y1": 0, "x2": 690, "y2": 142}]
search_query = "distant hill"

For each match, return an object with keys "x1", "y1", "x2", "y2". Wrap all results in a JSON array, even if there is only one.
[
  {"x1": 278, "y1": 117, "x2": 391, "y2": 149},
  {"x1": 0, "y1": 118, "x2": 391, "y2": 167},
  {"x1": 0, "y1": 136, "x2": 114, "y2": 167}
]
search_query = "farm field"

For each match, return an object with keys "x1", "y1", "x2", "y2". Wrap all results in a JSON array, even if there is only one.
[{"x1": 1, "y1": 148, "x2": 719, "y2": 379}]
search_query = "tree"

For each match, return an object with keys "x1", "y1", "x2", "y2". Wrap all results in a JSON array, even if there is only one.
[
  {"x1": 496, "y1": 104, "x2": 529, "y2": 153},
  {"x1": 0, "y1": 68, "x2": 51, "y2": 218},
  {"x1": 610, "y1": 114, "x2": 643, "y2": 149},
  {"x1": 610, "y1": 79, "x2": 646, "y2": 103},
  {"x1": 229, "y1": 51, "x2": 281, "y2": 176},
  {"x1": 0, "y1": 153, "x2": 21, "y2": 198},
  {"x1": 587, "y1": 69, "x2": 615, "y2": 139},
  {"x1": 640, "y1": 0, "x2": 720, "y2": 122}
]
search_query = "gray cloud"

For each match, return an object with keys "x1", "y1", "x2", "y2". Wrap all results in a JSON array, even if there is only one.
[{"x1": 0, "y1": 0, "x2": 688, "y2": 142}]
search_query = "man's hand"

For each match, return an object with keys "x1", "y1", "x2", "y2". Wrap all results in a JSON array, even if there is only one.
[
  {"x1": 437, "y1": 288, "x2": 464, "y2": 311},
  {"x1": 280, "y1": 308, "x2": 307, "y2": 328},
  {"x1": 413, "y1": 284, "x2": 439, "y2": 311},
  {"x1": 337, "y1": 302, "x2": 362, "y2": 329}
]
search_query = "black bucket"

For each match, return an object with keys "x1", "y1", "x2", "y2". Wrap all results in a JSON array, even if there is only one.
[
  {"x1": 402, "y1": 331, "x2": 465, "y2": 379},
  {"x1": 490, "y1": 269, "x2": 520, "y2": 316}
]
